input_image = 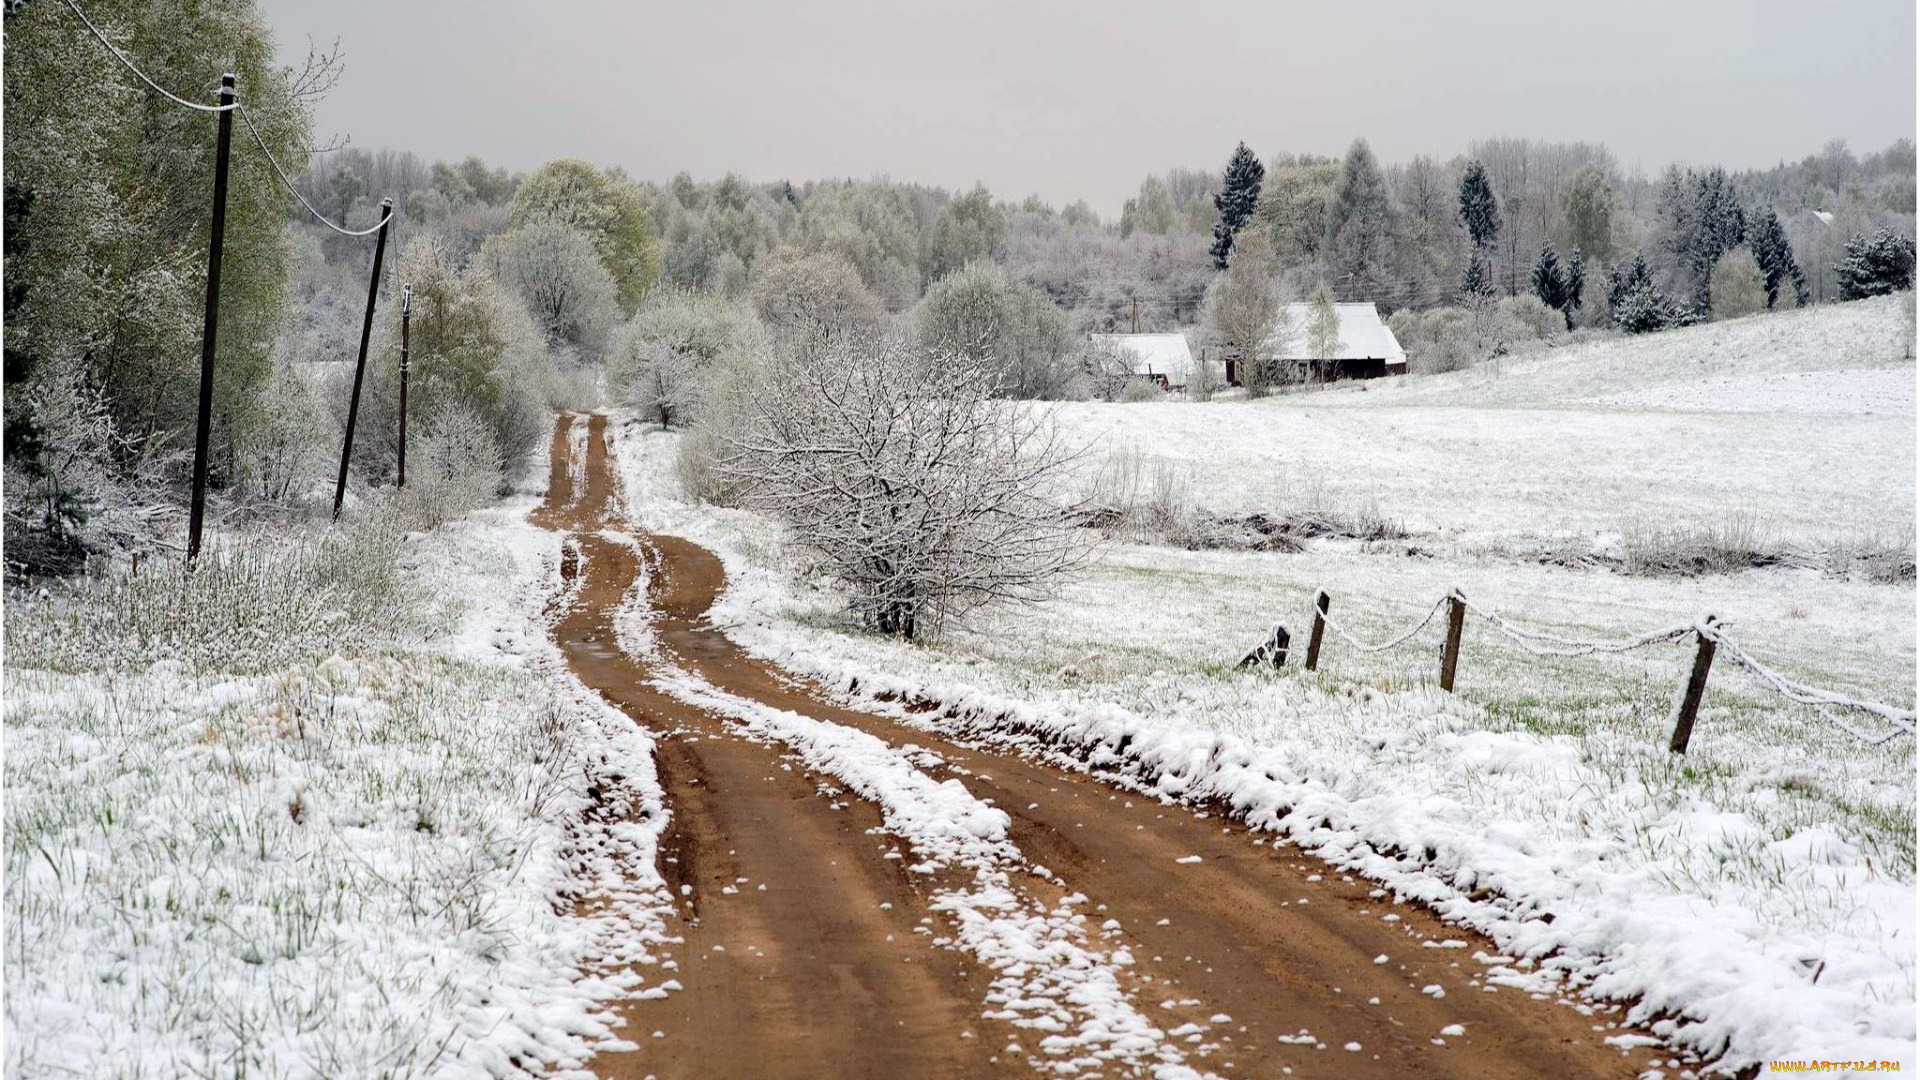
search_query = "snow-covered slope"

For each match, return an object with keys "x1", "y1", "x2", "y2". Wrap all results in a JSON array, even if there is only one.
[{"x1": 1049, "y1": 296, "x2": 1915, "y2": 548}]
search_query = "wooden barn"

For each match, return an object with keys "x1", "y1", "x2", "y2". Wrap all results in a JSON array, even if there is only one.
[
  {"x1": 1224, "y1": 302, "x2": 1407, "y2": 384},
  {"x1": 1091, "y1": 332, "x2": 1196, "y2": 390}
]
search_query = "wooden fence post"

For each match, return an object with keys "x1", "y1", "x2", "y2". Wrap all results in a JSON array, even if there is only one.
[
  {"x1": 186, "y1": 73, "x2": 236, "y2": 565},
  {"x1": 1439, "y1": 591, "x2": 1466, "y2": 692},
  {"x1": 1668, "y1": 617, "x2": 1718, "y2": 754},
  {"x1": 333, "y1": 197, "x2": 393, "y2": 520},
  {"x1": 1305, "y1": 590, "x2": 1330, "y2": 671}
]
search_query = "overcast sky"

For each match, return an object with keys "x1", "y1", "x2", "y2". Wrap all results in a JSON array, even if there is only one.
[{"x1": 260, "y1": 0, "x2": 1915, "y2": 216}]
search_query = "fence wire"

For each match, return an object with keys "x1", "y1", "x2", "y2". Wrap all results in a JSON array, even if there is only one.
[{"x1": 1298, "y1": 587, "x2": 1914, "y2": 747}]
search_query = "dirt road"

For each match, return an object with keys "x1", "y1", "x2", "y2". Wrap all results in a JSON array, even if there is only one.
[{"x1": 534, "y1": 413, "x2": 1664, "y2": 1079}]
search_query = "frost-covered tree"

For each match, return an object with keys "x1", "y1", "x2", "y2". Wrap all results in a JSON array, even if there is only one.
[
  {"x1": 1747, "y1": 208, "x2": 1807, "y2": 309},
  {"x1": 1834, "y1": 228, "x2": 1916, "y2": 299},
  {"x1": 509, "y1": 159, "x2": 660, "y2": 311},
  {"x1": 1530, "y1": 245, "x2": 1566, "y2": 314},
  {"x1": 1206, "y1": 227, "x2": 1285, "y2": 395},
  {"x1": 924, "y1": 184, "x2": 1006, "y2": 284},
  {"x1": 1708, "y1": 247, "x2": 1768, "y2": 320},
  {"x1": 1210, "y1": 143, "x2": 1266, "y2": 269},
  {"x1": 1607, "y1": 253, "x2": 1681, "y2": 333},
  {"x1": 1564, "y1": 248, "x2": 1586, "y2": 328},
  {"x1": 749, "y1": 249, "x2": 884, "y2": 357},
  {"x1": 1325, "y1": 139, "x2": 1393, "y2": 295},
  {"x1": 1253, "y1": 153, "x2": 1339, "y2": 265},
  {"x1": 1563, "y1": 167, "x2": 1615, "y2": 263},
  {"x1": 721, "y1": 331, "x2": 1090, "y2": 639},
  {"x1": 916, "y1": 262, "x2": 1079, "y2": 399},
  {"x1": 1460, "y1": 254, "x2": 1494, "y2": 300},
  {"x1": 4, "y1": 0, "x2": 316, "y2": 570},
  {"x1": 361, "y1": 239, "x2": 555, "y2": 481},
  {"x1": 1120, "y1": 176, "x2": 1178, "y2": 238},
  {"x1": 1457, "y1": 160, "x2": 1501, "y2": 254},
  {"x1": 481, "y1": 222, "x2": 618, "y2": 355},
  {"x1": 1305, "y1": 284, "x2": 1342, "y2": 376},
  {"x1": 607, "y1": 290, "x2": 758, "y2": 429}
]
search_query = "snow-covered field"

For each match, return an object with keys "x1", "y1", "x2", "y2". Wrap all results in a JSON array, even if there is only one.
[
  {"x1": 607, "y1": 296, "x2": 1917, "y2": 1074},
  {"x1": 3, "y1": 498, "x2": 674, "y2": 1077},
  {"x1": 1053, "y1": 295, "x2": 1915, "y2": 550}
]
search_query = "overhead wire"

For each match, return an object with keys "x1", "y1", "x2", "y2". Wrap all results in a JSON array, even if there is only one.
[{"x1": 61, "y1": 0, "x2": 390, "y2": 238}]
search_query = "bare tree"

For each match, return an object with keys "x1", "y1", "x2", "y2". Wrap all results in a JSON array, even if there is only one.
[{"x1": 721, "y1": 332, "x2": 1090, "y2": 639}]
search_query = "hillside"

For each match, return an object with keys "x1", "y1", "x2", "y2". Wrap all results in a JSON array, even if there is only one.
[{"x1": 1051, "y1": 296, "x2": 1916, "y2": 549}]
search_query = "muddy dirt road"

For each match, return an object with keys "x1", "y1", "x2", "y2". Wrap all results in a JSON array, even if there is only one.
[{"x1": 534, "y1": 413, "x2": 1662, "y2": 1079}]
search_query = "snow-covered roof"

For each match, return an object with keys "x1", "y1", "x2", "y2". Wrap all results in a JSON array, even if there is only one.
[
  {"x1": 1091, "y1": 332, "x2": 1195, "y2": 384},
  {"x1": 1267, "y1": 303, "x2": 1406, "y2": 365},
  {"x1": 1811, "y1": 209, "x2": 1835, "y2": 227}
]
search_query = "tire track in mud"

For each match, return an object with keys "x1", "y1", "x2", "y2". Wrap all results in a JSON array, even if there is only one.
[{"x1": 541, "y1": 413, "x2": 1662, "y2": 1079}]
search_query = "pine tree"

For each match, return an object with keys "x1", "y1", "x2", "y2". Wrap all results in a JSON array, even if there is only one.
[
  {"x1": 1834, "y1": 228, "x2": 1918, "y2": 299},
  {"x1": 1607, "y1": 253, "x2": 1679, "y2": 333},
  {"x1": 1457, "y1": 161, "x2": 1500, "y2": 253},
  {"x1": 1563, "y1": 249, "x2": 1586, "y2": 329},
  {"x1": 1747, "y1": 209, "x2": 1805, "y2": 309},
  {"x1": 1460, "y1": 254, "x2": 1493, "y2": 300},
  {"x1": 1210, "y1": 143, "x2": 1266, "y2": 270},
  {"x1": 1686, "y1": 169, "x2": 1746, "y2": 314},
  {"x1": 1531, "y1": 244, "x2": 1566, "y2": 312},
  {"x1": 1325, "y1": 139, "x2": 1392, "y2": 292}
]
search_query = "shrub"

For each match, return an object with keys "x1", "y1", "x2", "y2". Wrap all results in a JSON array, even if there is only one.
[
  {"x1": 1499, "y1": 294, "x2": 1561, "y2": 340},
  {"x1": 1709, "y1": 247, "x2": 1768, "y2": 320},
  {"x1": 1117, "y1": 378, "x2": 1165, "y2": 403}
]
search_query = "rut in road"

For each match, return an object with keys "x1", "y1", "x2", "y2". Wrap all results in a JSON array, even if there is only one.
[{"x1": 538, "y1": 412, "x2": 1666, "y2": 1079}]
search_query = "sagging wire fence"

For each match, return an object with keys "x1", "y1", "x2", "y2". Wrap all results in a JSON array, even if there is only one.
[
  {"x1": 1240, "y1": 587, "x2": 1917, "y2": 753},
  {"x1": 54, "y1": 0, "x2": 411, "y2": 558}
]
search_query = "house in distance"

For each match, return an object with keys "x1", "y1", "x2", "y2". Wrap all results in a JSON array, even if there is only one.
[
  {"x1": 1090, "y1": 332, "x2": 1195, "y2": 391},
  {"x1": 1225, "y1": 301, "x2": 1408, "y2": 384}
]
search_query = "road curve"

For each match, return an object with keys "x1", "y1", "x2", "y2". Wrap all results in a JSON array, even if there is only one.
[{"x1": 535, "y1": 413, "x2": 1663, "y2": 1079}]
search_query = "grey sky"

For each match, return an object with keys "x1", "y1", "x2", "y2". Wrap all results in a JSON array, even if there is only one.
[{"x1": 261, "y1": 0, "x2": 1915, "y2": 216}]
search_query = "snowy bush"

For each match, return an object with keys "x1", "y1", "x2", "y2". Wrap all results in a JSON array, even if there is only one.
[
  {"x1": 1498, "y1": 294, "x2": 1560, "y2": 340},
  {"x1": 916, "y1": 260, "x2": 1081, "y2": 400},
  {"x1": 1709, "y1": 247, "x2": 1768, "y2": 320},
  {"x1": 481, "y1": 220, "x2": 619, "y2": 356},
  {"x1": 722, "y1": 331, "x2": 1091, "y2": 638}
]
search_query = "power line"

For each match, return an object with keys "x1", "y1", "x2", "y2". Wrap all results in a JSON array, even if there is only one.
[
  {"x1": 58, "y1": 0, "x2": 392, "y2": 239},
  {"x1": 58, "y1": 0, "x2": 237, "y2": 113},
  {"x1": 238, "y1": 103, "x2": 391, "y2": 237}
]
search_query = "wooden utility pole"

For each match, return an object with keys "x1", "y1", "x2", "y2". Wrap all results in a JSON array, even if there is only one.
[
  {"x1": 396, "y1": 284, "x2": 412, "y2": 488},
  {"x1": 1304, "y1": 590, "x2": 1330, "y2": 671},
  {"x1": 1667, "y1": 618, "x2": 1719, "y2": 754},
  {"x1": 333, "y1": 198, "x2": 393, "y2": 520},
  {"x1": 1439, "y1": 592, "x2": 1467, "y2": 692},
  {"x1": 1131, "y1": 297, "x2": 1140, "y2": 334},
  {"x1": 187, "y1": 73, "x2": 237, "y2": 564}
]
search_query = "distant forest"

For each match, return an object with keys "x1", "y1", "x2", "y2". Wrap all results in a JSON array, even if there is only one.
[{"x1": 292, "y1": 136, "x2": 1917, "y2": 340}]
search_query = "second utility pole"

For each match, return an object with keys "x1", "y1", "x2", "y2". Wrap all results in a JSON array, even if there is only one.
[{"x1": 333, "y1": 197, "x2": 393, "y2": 520}]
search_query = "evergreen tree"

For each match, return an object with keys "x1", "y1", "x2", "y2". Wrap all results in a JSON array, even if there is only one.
[
  {"x1": 1457, "y1": 160, "x2": 1500, "y2": 253},
  {"x1": 1747, "y1": 209, "x2": 1807, "y2": 309},
  {"x1": 1325, "y1": 139, "x2": 1393, "y2": 292},
  {"x1": 1210, "y1": 143, "x2": 1266, "y2": 270},
  {"x1": 1685, "y1": 168, "x2": 1746, "y2": 314},
  {"x1": 1564, "y1": 249, "x2": 1586, "y2": 329},
  {"x1": 1607, "y1": 253, "x2": 1680, "y2": 333},
  {"x1": 1834, "y1": 228, "x2": 1918, "y2": 299},
  {"x1": 1530, "y1": 244, "x2": 1566, "y2": 312},
  {"x1": 1460, "y1": 254, "x2": 1494, "y2": 300}
]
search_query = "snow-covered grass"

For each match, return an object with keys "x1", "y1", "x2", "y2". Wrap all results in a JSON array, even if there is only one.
[
  {"x1": 603, "y1": 297, "x2": 1917, "y2": 1074},
  {"x1": 4, "y1": 496, "x2": 674, "y2": 1078},
  {"x1": 1051, "y1": 295, "x2": 1915, "y2": 552}
]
